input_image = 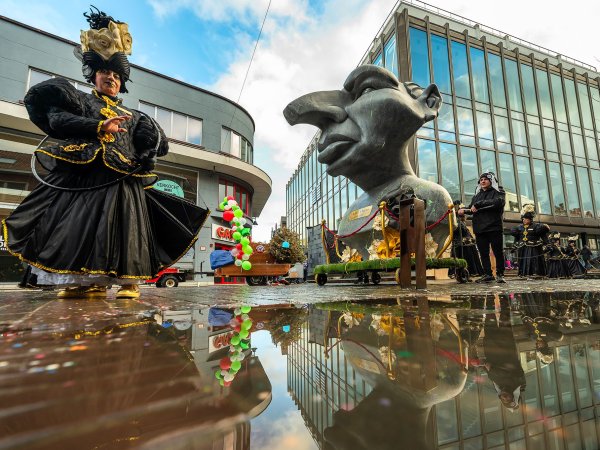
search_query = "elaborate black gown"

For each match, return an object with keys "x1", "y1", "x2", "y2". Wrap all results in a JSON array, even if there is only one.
[
  {"x1": 510, "y1": 223, "x2": 549, "y2": 277},
  {"x1": 545, "y1": 243, "x2": 570, "y2": 279},
  {"x1": 3, "y1": 78, "x2": 207, "y2": 282},
  {"x1": 450, "y1": 221, "x2": 484, "y2": 277},
  {"x1": 565, "y1": 245, "x2": 586, "y2": 277}
]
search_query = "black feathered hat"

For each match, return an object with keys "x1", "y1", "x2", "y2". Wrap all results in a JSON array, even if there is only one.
[{"x1": 75, "y1": 6, "x2": 132, "y2": 93}]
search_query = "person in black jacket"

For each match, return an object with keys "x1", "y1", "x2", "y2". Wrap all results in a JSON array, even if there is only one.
[{"x1": 458, "y1": 172, "x2": 506, "y2": 283}]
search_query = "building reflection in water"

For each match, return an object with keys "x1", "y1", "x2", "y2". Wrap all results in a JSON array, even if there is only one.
[{"x1": 286, "y1": 293, "x2": 600, "y2": 449}]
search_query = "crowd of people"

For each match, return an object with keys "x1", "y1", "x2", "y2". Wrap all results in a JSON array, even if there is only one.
[{"x1": 456, "y1": 172, "x2": 595, "y2": 282}]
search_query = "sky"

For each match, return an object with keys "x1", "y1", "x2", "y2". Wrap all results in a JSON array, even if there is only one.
[{"x1": 1, "y1": 0, "x2": 599, "y2": 241}]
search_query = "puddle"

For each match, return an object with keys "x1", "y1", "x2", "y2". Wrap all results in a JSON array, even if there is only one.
[{"x1": 0, "y1": 291, "x2": 599, "y2": 449}]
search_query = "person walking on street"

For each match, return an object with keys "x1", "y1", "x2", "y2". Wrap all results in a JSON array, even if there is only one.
[{"x1": 458, "y1": 172, "x2": 506, "y2": 283}]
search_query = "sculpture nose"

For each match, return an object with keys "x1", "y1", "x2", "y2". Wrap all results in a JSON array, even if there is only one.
[{"x1": 283, "y1": 90, "x2": 348, "y2": 129}]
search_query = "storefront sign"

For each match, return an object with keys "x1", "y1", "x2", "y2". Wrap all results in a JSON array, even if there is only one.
[
  {"x1": 0, "y1": 234, "x2": 7, "y2": 252},
  {"x1": 153, "y1": 179, "x2": 184, "y2": 198},
  {"x1": 212, "y1": 224, "x2": 235, "y2": 243},
  {"x1": 209, "y1": 330, "x2": 235, "y2": 354}
]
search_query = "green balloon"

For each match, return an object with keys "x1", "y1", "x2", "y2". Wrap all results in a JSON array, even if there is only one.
[
  {"x1": 240, "y1": 341, "x2": 249, "y2": 349},
  {"x1": 239, "y1": 329, "x2": 249, "y2": 339},
  {"x1": 230, "y1": 335, "x2": 240, "y2": 345},
  {"x1": 215, "y1": 370, "x2": 223, "y2": 379},
  {"x1": 241, "y1": 229, "x2": 250, "y2": 237},
  {"x1": 241, "y1": 319, "x2": 252, "y2": 330},
  {"x1": 234, "y1": 209, "x2": 243, "y2": 218},
  {"x1": 242, "y1": 245, "x2": 252, "y2": 255},
  {"x1": 232, "y1": 204, "x2": 240, "y2": 211},
  {"x1": 232, "y1": 231, "x2": 242, "y2": 241},
  {"x1": 219, "y1": 202, "x2": 226, "y2": 210},
  {"x1": 240, "y1": 237, "x2": 250, "y2": 246},
  {"x1": 241, "y1": 261, "x2": 252, "y2": 271},
  {"x1": 219, "y1": 379, "x2": 225, "y2": 386},
  {"x1": 231, "y1": 360, "x2": 242, "y2": 371},
  {"x1": 241, "y1": 305, "x2": 251, "y2": 314}
]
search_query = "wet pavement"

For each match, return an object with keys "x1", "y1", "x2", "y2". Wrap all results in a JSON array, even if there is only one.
[{"x1": 1, "y1": 281, "x2": 599, "y2": 449}]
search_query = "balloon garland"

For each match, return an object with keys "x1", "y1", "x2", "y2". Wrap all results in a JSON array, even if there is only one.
[
  {"x1": 219, "y1": 196, "x2": 253, "y2": 270},
  {"x1": 214, "y1": 305, "x2": 253, "y2": 387}
]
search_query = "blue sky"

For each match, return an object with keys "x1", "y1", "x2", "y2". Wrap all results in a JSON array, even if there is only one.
[{"x1": 1, "y1": 0, "x2": 599, "y2": 241}]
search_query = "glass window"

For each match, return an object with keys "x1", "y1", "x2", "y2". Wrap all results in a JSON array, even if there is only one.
[
  {"x1": 558, "y1": 130, "x2": 572, "y2": 156},
  {"x1": 476, "y1": 110, "x2": 494, "y2": 146},
  {"x1": 439, "y1": 143, "x2": 460, "y2": 201},
  {"x1": 188, "y1": 118, "x2": 202, "y2": 145},
  {"x1": 563, "y1": 78, "x2": 581, "y2": 127},
  {"x1": 543, "y1": 126, "x2": 558, "y2": 152},
  {"x1": 409, "y1": 27, "x2": 430, "y2": 88},
  {"x1": 373, "y1": 52, "x2": 383, "y2": 67},
  {"x1": 437, "y1": 100, "x2": 455, "y2": 136},
  {"x1": 511, "y1": 119, "x2": 527, "y2": 146},
  {"x1": 591, "y1": 85, "x2": 600, "y2": 131},
  {"x1": 533, "y1": 160, "x2": 551, "y2": 214},
  {"x1": 516, "y1": 156, "x2": 534, "y2": 206},
  {"x1": 451, "y1": 41, "x2": 470, "y2": 99},
  {"x1": 495, "y1": 114, "x2": 511, "y2": 144},
  {"x1": 572, "y1": 133, "x2": 585, "y2": 158},
  {"x1": 470, "y1": 47, "x2": 488, "y2": 103},
  {"x1": 520, "y1": 64, "x2": 538, "y2": 116},
  {"x1": 221, "y1": 128, "x2": 231, "y2": 153},
  {"x1": 28, "y1": 69, "x2": 52, "y2": 88},
  {"x1": 488, "y1": 53, "x2": 506, "y2": 107},
  {"x1": 577, "y1": 167, "x2": 594, "y2": 218},
  {"x1": 550, "y1": 74, "x2": 567, "y2": 123},
  {"x1": 586, "y1": 136, "x2": 599, "y2": 161},
  {"x1": 461, "y1": 146, "x2": 479, "y2": 204},
  {"x1": 138, "y1": 102, "x2": 155, "y2": 117},
  {"x1": 480, "y1": 149, "x2": 497, "y2": 174},
  {"x1": 456, "y1": 107, "x2": 475, "y2": 138},
  {"x1": 548, "y1": 162, "x2": 566, "y2": 215},
  {"x1": 577, "y1": 83, "x2": 593, "y2": 129},
  {"x1": 528, "y1": 122, "x2": 542, "y2": 149},
  {"x1": 171, "y1": 112, "x2": 187, "y2": 141},
  {"x1": 417, "y1": 138, "x2": 438, "y2": 182},
  {"x1": 563, "y1": 164, "x2": 581, "y2": 216},
  {"x1": 430, "y1": 34, "x2": 451, "y2": 94},
  {"x1": 505, "y1": 59, "x2": 523, "y2": 112},
  {"x1": 499, "y1": 153, "x2": 519, "y2": 212},
  {"x1": 535, "y1": 69, "x2": 553, "y2": 120},
  {"x1": 383, "y1": 34, "x2": 398, "y2": 77},
  {"x1": 156, "y1": 107, "x2": 171, "y2": 133},
  {"x1": 591, "y1": 169, "x2": 600, "y2": 217}
]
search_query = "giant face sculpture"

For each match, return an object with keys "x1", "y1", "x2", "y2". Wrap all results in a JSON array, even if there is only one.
[
  {"x1": 284, "y1": 65, "x2": 453, "y2": 259},
  {"x1": 284, "y1": 65, "x2": 442, "y2": 189}
]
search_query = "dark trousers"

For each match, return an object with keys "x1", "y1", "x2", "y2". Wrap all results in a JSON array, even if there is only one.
[{"x1": 475, "y1": 230, "x2": 505, "y2": 277}]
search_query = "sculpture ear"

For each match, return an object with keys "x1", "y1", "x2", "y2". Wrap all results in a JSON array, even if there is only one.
[{"x1": 419, "y1": 84, "x2": 442, "y2": 120}]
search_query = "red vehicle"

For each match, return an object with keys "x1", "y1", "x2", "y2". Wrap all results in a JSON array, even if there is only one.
[{"x1": 145, "y1": 268, "x2": 187, "y2": 288}]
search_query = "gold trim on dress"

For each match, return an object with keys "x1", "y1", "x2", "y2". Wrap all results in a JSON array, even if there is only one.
[
  {"x1": 35, "y1": 147, "x2": 102, "y2": 165},
  {"x1": 61, "y1": 143, "x2": 89, "y2": 152}
]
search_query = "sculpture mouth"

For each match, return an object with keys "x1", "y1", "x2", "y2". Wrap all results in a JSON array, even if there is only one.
[{"x1": 317, "y1": 140, "x2": 355, "y2": 165}]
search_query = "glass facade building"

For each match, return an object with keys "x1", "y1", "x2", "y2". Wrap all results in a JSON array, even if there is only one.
[{"x1": 286, "y1": 2, "x2": 600, "y2": 253}]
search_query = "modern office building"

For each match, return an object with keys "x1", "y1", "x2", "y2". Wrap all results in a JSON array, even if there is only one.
[
  {"x1": 0, "y1": 16, "x2": 272, "y2": 282},
  {"x1": 286, "y1": 0, "x2": 600, "y2": 253}
]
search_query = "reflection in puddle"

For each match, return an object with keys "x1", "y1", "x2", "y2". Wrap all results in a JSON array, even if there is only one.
[{"x1": 0, "y1": 292, "x2": 598, "y2": 449}]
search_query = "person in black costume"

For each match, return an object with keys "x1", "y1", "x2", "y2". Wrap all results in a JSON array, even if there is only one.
[
  {"x1": 482, "y1": 295, "x2": 526, "y2": 411},
  {"x1": 458, "y1": 172, "x2": 506, "y2": 283},
  {"x1": 510, "y1": 204, "x2": 549, "y2": 278},
  {"x1": 565, "y1": 235, "x2": 586, "y2": 278},
  {"x1": 544, "y1": 232, "x2": 570, "y2": 279},
  {"x1": 2, "y1": 8, "x2": 206, "y2": 299},
  {"x1": 449, "y1": 203, "x2": 483, "y2": 279}
]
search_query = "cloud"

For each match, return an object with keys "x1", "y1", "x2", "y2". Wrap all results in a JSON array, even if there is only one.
[{"x1": 202, "y1": 0, "x2": 398, "y2": 240}]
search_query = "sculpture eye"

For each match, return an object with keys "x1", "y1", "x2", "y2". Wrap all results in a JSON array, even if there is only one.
[{"x1": 359, "y1": 86, "x2": 375, "y2": 97}]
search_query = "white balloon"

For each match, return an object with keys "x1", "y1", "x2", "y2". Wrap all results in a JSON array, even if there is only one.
[
  {"x1": 232, "y1": 225, "x2": 237, "y2": 231},
  {"x1": 237, "y1": 352, "x2": 245, "y2": 361},
  {"x1": 230, "y1": 249, "x2": 239, "y2": 257},
  {"x1": 221, "y1": 370, "x2": 228, "y2": 377},
  {"x1": 234, "y1": 259, "x2": 243, "y2": 267},
  {"x1": 227, "y1": 200, "x2": 237, "y2": 207},
  {"x1": 238, "y1": 218, "x2": 247, "y2": 226},
  {"x1": 241, "y1": 314, "x2": 249, "y2": 321},
  {"x1": 242, "y1": 254, "x2": 250, "y2": 261},
  {"x1": 224, "y1": 373, "x2": 235, "y2": 382},
  {"x1": 234, "y1": 308, "x2": 242, "y2": 315},
  {"x1": 224, "y1": 205, "x2": 232, "y2": 210}
]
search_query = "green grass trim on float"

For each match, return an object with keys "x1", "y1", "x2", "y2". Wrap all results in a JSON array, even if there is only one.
[{"x1": 313, "y1": 257, "x2": 467, "y2": 275}]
